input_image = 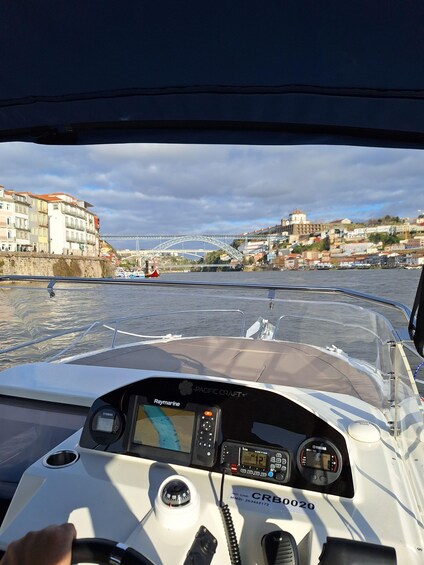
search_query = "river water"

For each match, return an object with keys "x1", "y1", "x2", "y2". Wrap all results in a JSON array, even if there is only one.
[{"x1": 0, "y1": 268, "x2": 423, "y2": 389}]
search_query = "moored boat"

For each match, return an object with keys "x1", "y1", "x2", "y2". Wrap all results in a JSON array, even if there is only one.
[{"x1": 145, "y1": 268, "x2": 160, "y2": 278}]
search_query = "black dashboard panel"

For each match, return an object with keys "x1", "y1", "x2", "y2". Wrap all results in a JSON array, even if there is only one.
[{"x1": 79, "y1": 377, "x2": 354, "y2": 497}]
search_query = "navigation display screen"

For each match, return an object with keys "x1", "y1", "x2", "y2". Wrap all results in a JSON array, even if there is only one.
[{"x1": 133, "y1": 403, "x2": 195, "y2": 453}]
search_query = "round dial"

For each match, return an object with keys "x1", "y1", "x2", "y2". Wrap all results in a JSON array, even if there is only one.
[
  {"x1": 89, "y1": 404, "x2": 124, "y2": 445},
  {"x1": 161, "y1": 479, "x2": 191, "y2": 507},
  {"x1": 296, "y1": 437, "x2": 342, "y2": 486}
]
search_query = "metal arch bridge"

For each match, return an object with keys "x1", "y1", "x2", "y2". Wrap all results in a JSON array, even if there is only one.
[
  {"x1": 150, "y1": 235, "x2": 243, "y2": 261},
  {"x1": 102, "y1": 233, "x2": 270, "y2": 261}
]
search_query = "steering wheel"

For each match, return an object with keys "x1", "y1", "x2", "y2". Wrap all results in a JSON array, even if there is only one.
[
  {"x1": 72, "y1": 538, "x2": 155, "y2": 564},
  {"x1": 0, "y1": 538, "x2": 155, "y2": 565}
]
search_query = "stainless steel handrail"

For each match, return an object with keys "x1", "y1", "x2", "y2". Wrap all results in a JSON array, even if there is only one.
[{"x1": 0, "y1": 274, "x2": 413, "y2": 322}]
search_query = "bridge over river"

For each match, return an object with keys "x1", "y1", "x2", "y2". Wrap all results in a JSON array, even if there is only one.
[{"x1": 102, "y1": 233, "x2": 287, "y2": 261}]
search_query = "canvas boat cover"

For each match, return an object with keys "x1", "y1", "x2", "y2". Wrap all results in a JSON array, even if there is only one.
[{"x1": 1, "y1": 1, "x2": 424, "y2": 148}]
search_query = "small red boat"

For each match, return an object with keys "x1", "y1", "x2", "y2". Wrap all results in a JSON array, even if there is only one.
[{"x1": 145, "y1": 268, "x2": 160, "y2": 278}]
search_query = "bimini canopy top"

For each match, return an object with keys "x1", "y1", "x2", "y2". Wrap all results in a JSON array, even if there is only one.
[{"x1": 1, "y1": 1, "x2": 424, "y2": 148}]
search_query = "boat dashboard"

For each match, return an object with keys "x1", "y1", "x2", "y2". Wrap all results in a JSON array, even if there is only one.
[
  {"x1": 1, "y1": 369, "x2": 413, "y2": 564},
  {"x1": 80, "y1": 376, "x2": 354, "y2": 498}
]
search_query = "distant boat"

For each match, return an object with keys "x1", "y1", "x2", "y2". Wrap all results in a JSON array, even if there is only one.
[
  {"x1": 144, "y1": 259, "x2": 160, "y2": 278},
  {"x1": 128, "y1": 270, "x2": 145, "y2": 278},
  {"x1": 145, "y1": 268, "x2": 160, "y2": 278}
]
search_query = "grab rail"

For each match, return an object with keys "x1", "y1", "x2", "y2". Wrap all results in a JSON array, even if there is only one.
[{"x1": 0, "y1": 275, "x2": 413, "y2": 322}]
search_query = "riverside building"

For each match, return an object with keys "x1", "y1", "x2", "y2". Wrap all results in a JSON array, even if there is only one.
[
  {"x1": 0, "y1": 187, "x2": 100, "y2": 255},
  {"x1": 38, "y1": 192, "x2": 99, "y2": 256},
  {"x1": 0, "y1": 187, "x2": 31, "y2": 252}
]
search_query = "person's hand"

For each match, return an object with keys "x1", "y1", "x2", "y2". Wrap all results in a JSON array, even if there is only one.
[{"x1": 0, "y1": 523, "x2": 76, "y2": 565}]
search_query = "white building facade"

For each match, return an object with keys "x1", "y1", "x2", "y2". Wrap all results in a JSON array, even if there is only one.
[
  {"x1": 282, "y1": 208, "x2": 309, "y2": 226},
  {"x1": 0, "y1": 187, "x2": 14, "y2": 251},
  {"x1": 0, "y1": 188, "x2": 100, "y2": 255},
  {"x1": 0, "y1": 189, "x2": 31, "y2": 251},
  {"x1": 344, "y1": 225, "x2": 398, "y2": 239},
  {"x1": 43, "y1": 193, "x2": 99, "y2": 256},
  {"x1": 13, "y1": 193, "x2": 31, "y2": 251}
]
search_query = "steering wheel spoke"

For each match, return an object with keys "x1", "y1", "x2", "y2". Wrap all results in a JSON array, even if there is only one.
[{"x1": 71, "y1": 538, "x2": 155, "y2": 565}]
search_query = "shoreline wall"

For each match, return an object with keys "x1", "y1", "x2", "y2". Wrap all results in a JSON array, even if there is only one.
[{"x1": 0, "y1": 253, "x2": 115, "y2": 278}]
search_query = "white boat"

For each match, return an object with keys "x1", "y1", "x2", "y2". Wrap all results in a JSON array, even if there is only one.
[
  {"x1": 114, "y1": 268, "x2": 132, "y2": 279},
  {"x1": 128, "y1": 270, "x2": 146, "y2": 279},
  {"x1": 1, "y1": 3, "x2": 424, "y2": 564},
  {"x1": 0, "y1": 276, "x2": 423, "y2": 564}
]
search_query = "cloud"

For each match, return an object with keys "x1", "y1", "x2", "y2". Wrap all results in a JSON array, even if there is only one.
[{"x1": 0, "y1": 142, "x2": 423, "y2": 242}]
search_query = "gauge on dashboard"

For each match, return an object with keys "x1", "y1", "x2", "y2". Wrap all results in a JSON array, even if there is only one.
[
  {"x1": 296, "y1": 437, "x2": 342, "y2": 486},
  {"x1": 89, "y1": 404, "x2": 124, "y2": 445}
]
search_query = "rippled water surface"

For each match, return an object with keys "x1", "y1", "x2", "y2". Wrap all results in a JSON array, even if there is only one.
[{"x1": 0, "y1": 269, "x2": 423, "y2": 380}]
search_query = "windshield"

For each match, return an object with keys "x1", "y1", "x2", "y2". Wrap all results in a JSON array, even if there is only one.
[
  {"x1": 0, "y1": 280, "x2": 419, "y2": 411},
  {"x1": 0, "y1": 143, "x2": 423, "y2": 402}
]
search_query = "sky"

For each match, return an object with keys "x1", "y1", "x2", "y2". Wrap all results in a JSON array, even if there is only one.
[{"x1": 0, "y1": 142, "x2": 423, "y2": 239}]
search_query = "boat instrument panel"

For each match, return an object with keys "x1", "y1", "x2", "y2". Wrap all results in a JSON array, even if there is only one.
[{"x1": 80, "y1": 376, "x2": 353, "y2": 497}]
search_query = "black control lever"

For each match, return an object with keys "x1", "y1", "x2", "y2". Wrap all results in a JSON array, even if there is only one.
[
  {"x1": 183, "y1": 526, "x2": 217, "y2": 565},
  {"x1": 262, "y1": 530, "x2": 299, "y2": 565}
]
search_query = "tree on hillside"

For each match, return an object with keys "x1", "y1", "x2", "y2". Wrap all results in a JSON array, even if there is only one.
[
  {"x1": 231, "y1": 239, "x2": 243, "y2": 249},
  {"x1": 291, "y1": 236, "x2": 330, "y2": 254},
  {"x1": 321, "y1": 235, "x2": 330, "y2": 251},
  {"x1": 204, "y1": 249, "x2": 226, "y2": 264},
  {"x1": 368, "y1": 233, "x2": 400, "y2": 246},
  {"x1": 366, "y1": 215, "x2": 402, "y2": 226}
]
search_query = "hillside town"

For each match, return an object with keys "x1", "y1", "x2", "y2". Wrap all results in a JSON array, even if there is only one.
[
  {"x1": 2, "y1": 183, "x2": 424, "y2": 271},
  {"x1": 235, "y1": 209, "x2": 424, "y2": 270}
]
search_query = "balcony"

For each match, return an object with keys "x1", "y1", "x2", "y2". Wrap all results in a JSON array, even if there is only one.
[{"x1": 66, "y1": 235, "x2": 86, "y2": 243}]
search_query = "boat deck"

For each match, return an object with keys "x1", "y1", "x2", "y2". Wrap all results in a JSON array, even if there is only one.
[{"x1": 70, "y1": 336, "x2": 385, "y2": 408}]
